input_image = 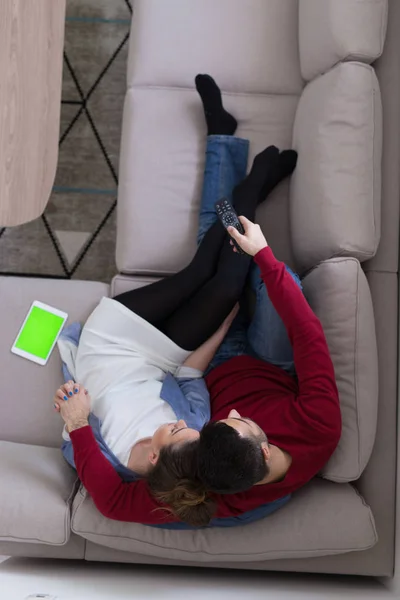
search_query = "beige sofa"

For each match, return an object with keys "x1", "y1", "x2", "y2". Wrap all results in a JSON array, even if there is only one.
[{"x1": 0, "y1": 0, "x2": 398, "y2": 579}]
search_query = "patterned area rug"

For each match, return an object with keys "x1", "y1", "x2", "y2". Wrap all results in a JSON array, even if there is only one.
[{"x1": 0, "y1": 0, "x2": 132, "y2": 283}]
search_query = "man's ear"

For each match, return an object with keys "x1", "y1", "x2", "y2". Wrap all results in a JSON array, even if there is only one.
[
  {"x1": 149, "y1": 450, "x2": 159, "y2": 467},
  {"x1": 261, "y1": 442, "x2": 270, "y2": 464}
]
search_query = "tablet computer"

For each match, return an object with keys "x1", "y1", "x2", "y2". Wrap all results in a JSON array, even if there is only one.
[{"x1": 11, "y1": 301, "x2": 68, "y2": 366}]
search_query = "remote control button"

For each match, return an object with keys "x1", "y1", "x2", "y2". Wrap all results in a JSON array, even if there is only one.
[{"x1": 222, "y1": 212, "x2": 237, "y2": 226}]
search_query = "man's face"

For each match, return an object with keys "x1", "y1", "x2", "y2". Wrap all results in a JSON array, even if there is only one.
[{"x1": 219, "y1": 409, "x2": 269, "y2": 445}]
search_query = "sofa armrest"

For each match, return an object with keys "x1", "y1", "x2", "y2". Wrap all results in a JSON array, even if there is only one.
[{"x1": 0, "y1": 441, "x2": 78, "y2": 546}]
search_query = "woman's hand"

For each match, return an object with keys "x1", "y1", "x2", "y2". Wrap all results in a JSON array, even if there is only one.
[
  {"x1": 228, "y1": 216, "x2": 268, "y2": 256},
  {"x1": 53, "y1": 381, "x2": 91, "y2": 432},
  {"x1": 217, "y1": 303, "x2": 239, "y2": 337},
  {"x1": 182, "y1": 304, "x2": 239, "y2": 372}
]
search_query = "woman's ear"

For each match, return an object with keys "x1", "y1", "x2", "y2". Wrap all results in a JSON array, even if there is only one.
[
  {"x1": 149, "y1": 450, "x2": 159, "y2": 466},
  {"x1": 261, "y1": 442, "x2": 270, "y2": 463}
]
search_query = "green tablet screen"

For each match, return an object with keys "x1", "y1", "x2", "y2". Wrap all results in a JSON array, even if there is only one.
[{"x1": 15, "y1": 306, "x2": 65, "y2": 359}]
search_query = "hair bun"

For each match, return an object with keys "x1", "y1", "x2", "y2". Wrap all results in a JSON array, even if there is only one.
[
  {"x1": 173, "y1": 479, "x2": 207, "y2": 506},
  {"x1": 147, "y1": 442, "x2": 216, "y2": 527},
  {"x1": 153, "y1": 479, "x2": 216, "y2": 527}
]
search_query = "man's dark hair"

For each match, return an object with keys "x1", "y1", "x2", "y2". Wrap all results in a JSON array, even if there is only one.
[{"x1": 197, "y1": 422, "x2": 269, "y2": 494}]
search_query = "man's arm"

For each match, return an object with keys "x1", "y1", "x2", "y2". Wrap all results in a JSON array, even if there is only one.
[
  {"x1": 254, "y1": 247, "x2": 341, "y2": 439},
  {"x1": 229, "y1": 217, "x2": 341, "y2": 442}
]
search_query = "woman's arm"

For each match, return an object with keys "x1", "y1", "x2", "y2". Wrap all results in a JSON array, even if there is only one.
[
  {"x1": 54, "y1": 384, "x2": 173, "y2": 523},
  {"x1": 70, "y1": 426, "x2": 169, "y2": 522},
  {"x1": 182, "y1": 304, "x2": 238, "y2": 372}
]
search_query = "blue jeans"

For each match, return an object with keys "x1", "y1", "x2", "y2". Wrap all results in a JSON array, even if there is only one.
[{"x1": 197, "y1": 135, "x2": 302, "y2": 374}]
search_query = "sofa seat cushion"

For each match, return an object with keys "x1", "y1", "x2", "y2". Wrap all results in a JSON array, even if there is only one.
[
  {"x1": 0, "y1": 277, "x2": 109, "y2": 448},
  {"x1": 299, "y1": 0, "x2": 388, "y2": 81},
  {"x1": 117, "y1": 88, "x2": 299, "y2": 275},
  {"x1": 302, "y1": 258, "x2": 379, "y2": 482},
  {"x1": 291, "y1": 62, "x2": 382, "y2": 272},
  {"x1": 128, "y1": 0, "x2": 303, "y2": 94},
  {"x1": 0, "y1": 442, "x2": 78, "y2": 546},
  {"x1": 71, "y1": 478, "x2": 376, "y2": 562}
]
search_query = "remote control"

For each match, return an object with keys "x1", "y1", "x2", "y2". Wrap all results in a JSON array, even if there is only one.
[{"x1": 215, "y1": 197, "x2": 245, "y2": 254}]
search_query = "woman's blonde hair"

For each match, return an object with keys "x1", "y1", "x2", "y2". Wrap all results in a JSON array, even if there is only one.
[{"x1": 147, "y1": 441, "x2": 216, "y2": 527}]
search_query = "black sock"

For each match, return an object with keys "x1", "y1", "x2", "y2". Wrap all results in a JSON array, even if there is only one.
[
  {"x1": 195, "y1": 74, "x2": 237, "y2": 136},
  {"x1": 258, "y1": 149, "x2": 298, "y2": 203},
  {"x1": 232, "y1": 146, "x2": 280, "y2": 213},
  {"x1": 232, "y1": 146, "x2": 298, "y2": 213}
]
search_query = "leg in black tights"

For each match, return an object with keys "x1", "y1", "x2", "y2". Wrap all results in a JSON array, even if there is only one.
[
  {"x1": 160, "y1": 207, "x2": 254, "y2": 350},
  {"x1": 115, "y1": 219, "x2": 226, "y2": 326},
  {"x1": 114, "y1": 146, "x2": 296, "y2": 350}
]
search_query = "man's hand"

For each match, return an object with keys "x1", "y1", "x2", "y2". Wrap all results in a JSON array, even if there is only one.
[
  {"x1": 53, "y1": 381, "x2": 91, "y2": 432},
  {"x1": 228, "y1": 216, "x2": 268, "y2": 256}
]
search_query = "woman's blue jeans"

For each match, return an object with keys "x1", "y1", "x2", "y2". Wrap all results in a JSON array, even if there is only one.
[{"x1": 197, "y1": 135, "x2": 302, "y2": 374}]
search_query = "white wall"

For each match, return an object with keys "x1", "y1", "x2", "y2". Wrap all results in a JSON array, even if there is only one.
[{"x1": 0, "y1": 559, "x2": 391, "y2": 600}]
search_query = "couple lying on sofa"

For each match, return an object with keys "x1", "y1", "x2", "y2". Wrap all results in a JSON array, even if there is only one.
[{"x1": 54, "y1": 75, "x2": 342, "y2": 529}]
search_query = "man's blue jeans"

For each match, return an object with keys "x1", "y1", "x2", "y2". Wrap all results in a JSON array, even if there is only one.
[{"x1": 197, "y1": 135, "x2": 302, "y2": 374}]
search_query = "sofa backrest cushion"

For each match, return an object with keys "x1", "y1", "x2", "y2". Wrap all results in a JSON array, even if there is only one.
[
  {"x1": 290, "y1": 62, "x2": 382, "y2": 273},
  {"x1": 117, "y1": 0, "x2": 303, "y2": 276},
  {"x1": 128, "y1": 0, "x2": 303, "y2": 94},
  {"x1": 302, "y1": 258, "x2": 379, "y2": 482},
  {"x1": 299, "y1": 0, "x2": 388, "y2": 81}
]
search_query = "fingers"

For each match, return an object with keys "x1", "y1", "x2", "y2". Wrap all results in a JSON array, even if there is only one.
[
  {"x1": 63, "y1": 381, "x2": 80, "y2": 397},
  {"x1": 238, "y1": 215, "x2": 252, "y2": 231},
  {"x1": 56, "y1": 389, "x2": 68, "y2": 402},
  {"x1": 231, "y1": 303, "x2": 239, "y2": 318},
  {"x1": 224, "y1": 303, "x2": 239, "y2": 324},
  {"x1": 55, "y1": 382, "x2": 86, "y2": 410},
  {"x1": 54, "y1": 393, "x2": 63, "y2": 411},
  {"x1": 63, "y1": 381, "x2": 74, "y2": 397},
  {"x1": 229, "y1": 239, "x2": 238, "y2": 253},
  {"x1": 227, "y1": 226, "x2": 242, "y2": 242}
]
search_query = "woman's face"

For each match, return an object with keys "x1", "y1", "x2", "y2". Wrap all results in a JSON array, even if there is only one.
[{"x1": 151, "y1": 420, "x2": 200, "y2": 453}]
